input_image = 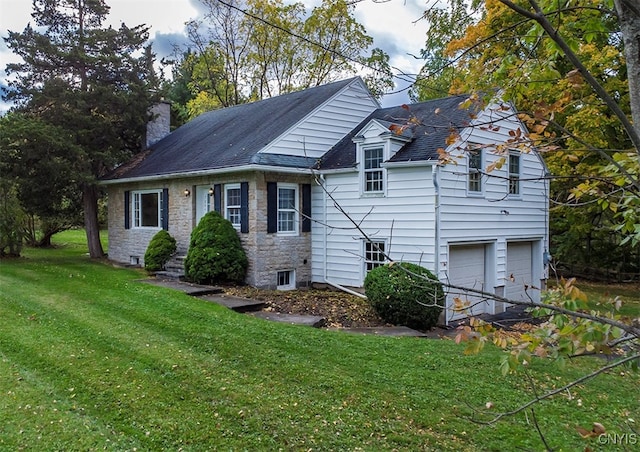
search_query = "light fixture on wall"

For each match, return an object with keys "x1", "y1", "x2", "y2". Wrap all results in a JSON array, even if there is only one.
[
  {"x1": 184, "y1": 188, "x2": 191, "y2": 197},
  {"x1": 208, "y1": 187, "x2": 215, "y2": 196}
]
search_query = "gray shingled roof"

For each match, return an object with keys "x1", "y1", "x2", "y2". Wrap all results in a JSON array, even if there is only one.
[
  {"x1": 318, "y1": 95, "x2": 475, "y2": 170},
  {"x1": 105, "y1": 78, "x2": 359, "y2": 180}
]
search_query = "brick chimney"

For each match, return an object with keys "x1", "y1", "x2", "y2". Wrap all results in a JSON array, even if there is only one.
[{"x1": 146, "y1": 101, "x2": 171, "y2": 148}]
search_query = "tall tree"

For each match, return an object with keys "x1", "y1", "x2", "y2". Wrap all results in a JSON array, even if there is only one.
[
  {"x1": 175, "y1": 0, "x2": 386, "y2": 119},
  {"x1": 3, "y1": 0, "x2": 155, "y2": 257},
  {"x1": 414, "y1": 0, "x2": 639, "y2": 271}
]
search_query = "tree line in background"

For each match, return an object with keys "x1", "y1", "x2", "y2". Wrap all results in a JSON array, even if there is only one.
[
  {"x1": 0, "y1": 0, "x2": 391, "y2": 257},
  {"x1": 0, "y1": 0, "x2": 638, "y2": 277}
]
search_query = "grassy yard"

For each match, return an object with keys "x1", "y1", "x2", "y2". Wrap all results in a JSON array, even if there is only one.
[{"x1": 1, "y1": 230, "x2": 638, "y2": 451}]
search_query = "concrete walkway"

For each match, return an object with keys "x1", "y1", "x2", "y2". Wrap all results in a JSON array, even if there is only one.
[{"x1": 139, "y1": 277, "x2": 434, "y2": 337}]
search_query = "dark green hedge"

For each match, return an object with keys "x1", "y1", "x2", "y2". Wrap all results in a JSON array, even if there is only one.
[
  {"x1": 184, "y1": 211, "x2": 247, "y2": 284},
  {"x1": 364, "y1": 262, "x2": 444, "y2": 330},
  {"x1": 144, "y1": 230, "x2": 177, "y2": 272}
]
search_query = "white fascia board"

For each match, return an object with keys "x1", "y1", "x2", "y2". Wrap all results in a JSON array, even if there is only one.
[
  {"x1": 382, "y1": 160, "x2": 436, "y2": 169},
  {"x1": 316, "y1": 167, "x2": 358, "y2": 175},
  {"x1": 99, "y1": 164, "x2": 315, "y2": 186}
]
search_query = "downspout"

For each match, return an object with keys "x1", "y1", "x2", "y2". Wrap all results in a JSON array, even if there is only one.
[
  {"x1": 320, "y1": 174, "x2": 368, "y2": 299},
  {"x1": 432, "y1": 165, "x2": 441, "y2": 280},
  {"x1": 432, "y1": 164, "x2": 446, "y2": 323}
]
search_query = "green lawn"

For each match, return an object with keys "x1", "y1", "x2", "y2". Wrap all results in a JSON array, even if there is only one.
[{"x1": 1, "y1": 230, "x2": 638, "y2": 451}]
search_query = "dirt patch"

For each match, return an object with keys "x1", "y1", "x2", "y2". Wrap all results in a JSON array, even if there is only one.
[{"x1": 223, "y1": 286, "x2": 387, "y2": 329}]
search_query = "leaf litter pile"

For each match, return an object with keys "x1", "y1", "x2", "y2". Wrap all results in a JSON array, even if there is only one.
[{"x1": 223, "y1": 286, "x2": 386, "y2": 328}]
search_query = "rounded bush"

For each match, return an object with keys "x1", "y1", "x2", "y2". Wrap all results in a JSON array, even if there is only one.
[
  {"x1": 184, "y1": 211, "x2": 248, "y2": 284},
  {"x1": 144, "y1": 229, "x2": 177, "y2": 272},
  {"x1": 364, "y1": 262, "x2": 444, "y2": 330}
]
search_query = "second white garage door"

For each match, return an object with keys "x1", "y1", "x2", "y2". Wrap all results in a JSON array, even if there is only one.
[{"x1": 505, "y1": 241, "x2": 534, "y2": 302}]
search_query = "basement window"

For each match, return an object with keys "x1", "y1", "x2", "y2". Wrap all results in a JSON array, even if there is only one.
[{"x1": 277, "y1": 270, "x2": 295, "y2": 290}]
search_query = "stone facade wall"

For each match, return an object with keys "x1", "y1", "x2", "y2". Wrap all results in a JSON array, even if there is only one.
[{"x1": 106, "y1": 170, "x2": 314, "y2": 289}]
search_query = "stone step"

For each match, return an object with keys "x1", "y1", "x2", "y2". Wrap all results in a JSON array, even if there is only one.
[
  {"x1": 198, "y1": 294, "x2": 267, "y2": 312},
  {"x1": 250, "y1": 311, "x2": 326, "y2": 328},
  {"x1": 140, "y1": 278, "x2": 223, "y2": 296},
  {"x1": 154, "y1": 270, "x2": 184, "y2": 280},
  {"x1": 329, "y1": 326, "x2": 430, "y2": 337}
]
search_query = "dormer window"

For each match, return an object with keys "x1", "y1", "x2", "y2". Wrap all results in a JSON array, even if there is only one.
[{"x1": 363, "y1": 147, "x2": 384, "y2": 193}]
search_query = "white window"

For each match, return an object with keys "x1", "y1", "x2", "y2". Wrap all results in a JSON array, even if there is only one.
[
  {"x1": 363, "y1": 147, "x2": 384, "y2": 193},
  {"x1": 225, "y1": 184, "x2": 241, "y2": 228},
  {"x1": 364, "y1": 240, "x2": 386, "y2": 272},
  {"x1": 278, "y1": 184, "x2": 298, "y2": 234},
  {"x1": 468, "y1": 149, "x2": 482, "y2": 193},
  {"x1": 508, "y1": 152, "x2": 521, "y2": 195},
  {"x1": 133, "y1": 190, "x2": 162, "y2": 228},
  {"x1": 276, "y1": 270, "x2": 295, "y2": 290}
]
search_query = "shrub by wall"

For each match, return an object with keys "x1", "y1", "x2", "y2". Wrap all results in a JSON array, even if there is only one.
[
  {"x1": 364, "y1": 262, "x2": 444, "y2": 330},
  {"x1": 144, "y1": 229, "x2": 177, "y2": 272},
  {"x1": 184, "y1": 211, "x2": 247, "y2": 284}
]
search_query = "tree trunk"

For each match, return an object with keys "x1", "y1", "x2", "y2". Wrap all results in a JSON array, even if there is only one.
[
  {"x1": 614, "y1": 0, "x2": 640, "y2": 150},
  {"x1": 83, "y1": 183, "x2": 104, "y2": 258}
]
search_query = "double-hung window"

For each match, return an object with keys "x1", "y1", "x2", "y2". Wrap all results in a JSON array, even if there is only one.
[
  {"x1": 363, "y1": 147, "x2": 384, "y2": 193},
  {"x1": 364, "y1": 240, "x2": 386, "y2": 272},
  {"x1": 225, "y1": 184, "x2": 242, "y2": 228},
  {"x1": 468, "y1": 149, "x2": 482, "y2": 193},
  {"x1": 508, "y1": 152, "x2": 521, "y2": 195},
  {"x1": 277, "y1": 184, "x2": 298, "y2": 234},
  {"x1": 133, "y1": 190, "x2": 162, "y2": 228}
]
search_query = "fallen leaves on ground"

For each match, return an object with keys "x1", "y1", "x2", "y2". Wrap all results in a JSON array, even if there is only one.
[{"x1": 223, "y1": 286, "x2": 386, "y2": 328}]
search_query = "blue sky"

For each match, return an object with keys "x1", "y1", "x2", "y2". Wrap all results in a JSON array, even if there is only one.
[{"x1": 0, "y1": 0, "x2": 430, "y2": 111}]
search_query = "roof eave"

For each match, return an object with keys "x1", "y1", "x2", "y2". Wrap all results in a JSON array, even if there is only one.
[{"x1": 99, "y1": 164, "x2": 316, "y2": 186}]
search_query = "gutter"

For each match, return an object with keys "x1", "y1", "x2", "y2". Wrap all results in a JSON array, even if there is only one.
[
  {"x1": 99, "y1": 164, "x2": 316, "y2": 186},
  {"x1": 319, "y1": 174, "x2": 367, "y2": 300}
]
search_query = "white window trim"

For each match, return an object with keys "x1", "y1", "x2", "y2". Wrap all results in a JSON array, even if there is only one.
[
  {"x1": 508, "y1": 152, "x2": 521, "y2": 197},
  {"x1": 277, "y1": 183, "x2": 299, "y2": 235},
  {"x1": 363, "y1": 239, "x2": 387, "y2": 276},
  {"x1": 225, "y1": 183, "x2": 242, "y2": 229},
  {"x1": 467, "y1": 147, "x2": 484, "y2": 196},
  {"x1": 132, "y1": 189, "x2": 162, "y2": 229},
  {"x1": 276, "y1": 269, "x2": 296, "y2": 290},
  {"x1": 360, "y1": 145, "x2": 386, "y2": 197}
]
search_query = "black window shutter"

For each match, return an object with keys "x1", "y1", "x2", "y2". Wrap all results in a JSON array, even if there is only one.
[
  {"x1": 213, "y1": 184, "x2": 222, "y2": 213},
  {"x1": 267, "y1": 182, "x2": 277, "y2": 233},
  {"x1": 124, "y1": 191, "x2": 130, "y2": 229},
  {"x1": 240, "y1": 182, "x2": 249, "y2": 233},
  {"x1": 301, "y1": 183, "x2": 311, "y2": 232},
  {"x1": 161, "y1": 188, "x2": 169, "y2": 230}
]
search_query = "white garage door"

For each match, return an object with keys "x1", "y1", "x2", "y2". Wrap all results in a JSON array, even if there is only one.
[
  {"x1": 448, "y1": 245, "x2": 488, "y2": 320},
  {"x1": 506, "y1": 242, "x2": 533, "y2": 302}
]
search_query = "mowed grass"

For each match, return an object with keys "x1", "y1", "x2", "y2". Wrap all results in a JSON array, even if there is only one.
[{"x1": 1, "y1": 231, "x2": 638, "y2": 450}]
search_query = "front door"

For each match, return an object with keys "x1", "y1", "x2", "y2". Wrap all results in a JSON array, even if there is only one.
[{"x1": 195, "y1": 185, "x2": 212, "y2": 226}]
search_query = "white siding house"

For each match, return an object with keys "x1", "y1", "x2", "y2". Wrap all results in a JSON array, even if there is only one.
[
  {"x1": 313, "y1": 97, "x2": 549, "y2": 323},
  {"x1": 104, "y1": 77, "x2": 548, "y2": 322}
]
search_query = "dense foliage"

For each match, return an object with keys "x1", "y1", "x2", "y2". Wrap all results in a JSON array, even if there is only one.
[
  {"x1": 413, "y1": 0, "x2": 640, "y2": 277},
  {"x1": 144, "y1": 230, "x2": 177, "y2": 272},
  {"x1": 2, "y1": 0, "x2": 156, "y2": 257},
  {"x1": 364, "y1": 262, "x2": 444, "y2": 330},
  {"x1": 184, "y1": 212, "x2": 248, "y2": 284},
  {"x1": 165, "y1": 0, "x2": 392, "y2": 121}
]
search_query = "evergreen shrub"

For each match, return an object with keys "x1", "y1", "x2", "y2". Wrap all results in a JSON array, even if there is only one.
[
  {"x1": 184, "y1": 211, "x2": 247, "y2": 284},
  {"x1": 364, "y1": 262, "x2": 444, "y2": 330},
  {"x1": 144, "y1": 229, "x2": 177, "y2": 271}
]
